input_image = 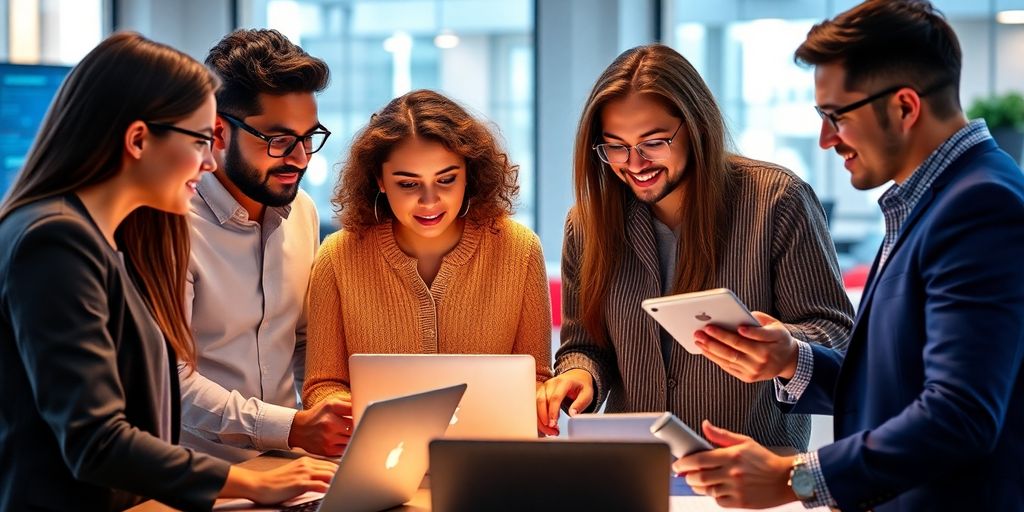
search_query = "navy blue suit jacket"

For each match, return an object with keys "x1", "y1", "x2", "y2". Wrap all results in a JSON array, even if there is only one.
[{"x1": 789, "y1": 139, "x2": 1024, "y2": 511}]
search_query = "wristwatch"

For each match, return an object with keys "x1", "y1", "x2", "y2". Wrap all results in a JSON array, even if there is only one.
[{"x1": 788, "y1": 455, "x2": 817, "y2": 502}]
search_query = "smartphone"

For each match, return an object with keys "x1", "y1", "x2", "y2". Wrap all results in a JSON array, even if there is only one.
[
  {"x1": 649, "y1": 412, "x2": 712, "y2": 458},
  {"x1": 641, "y1": 288, "x2": 758, "y2": 354}
]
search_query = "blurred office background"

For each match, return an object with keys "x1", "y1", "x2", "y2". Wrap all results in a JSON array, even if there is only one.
[{"x1": 4, "y1": 0, "x2": 1024, "y2": 277}]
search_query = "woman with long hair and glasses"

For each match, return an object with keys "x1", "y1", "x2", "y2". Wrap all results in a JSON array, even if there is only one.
[
  {"x1": 303, "y1": 90, "x2": 552, "y2": 411},
  {"x1": 0, "y1": 33, "x2": 335, "y2": 511},
  {"x1": 536, "y1": 44, "x2": 854, "y2": 451}
]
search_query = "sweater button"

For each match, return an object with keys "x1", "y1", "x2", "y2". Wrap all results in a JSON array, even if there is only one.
[{"x1": 667, "y1": 378, "x2": 677, "y2": 388}]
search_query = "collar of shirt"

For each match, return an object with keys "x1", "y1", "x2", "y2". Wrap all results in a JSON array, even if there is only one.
[
  {"x1": 878, "y1": 119, "x2": 992, "y2": 230},
  {"x1": 196, "y1": 172, "x2": 293, "y2": 225}
]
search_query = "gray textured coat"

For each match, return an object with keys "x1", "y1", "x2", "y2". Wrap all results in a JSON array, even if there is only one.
[{"x1": 557, "y1": 157, "x2": 854, "y2": 449}]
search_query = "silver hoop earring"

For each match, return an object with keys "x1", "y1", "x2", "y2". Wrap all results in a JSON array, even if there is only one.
[
  {"x1": 458, "y1": 198, "x2": 472, "y2": 218},
  {"x1": 374, "y1": 191, "x2": 383, "y2": 224}
]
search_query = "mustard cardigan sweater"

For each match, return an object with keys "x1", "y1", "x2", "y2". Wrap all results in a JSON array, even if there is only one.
[{"x1": 303, "y1": 217, "x2": 553, "y2": 407}]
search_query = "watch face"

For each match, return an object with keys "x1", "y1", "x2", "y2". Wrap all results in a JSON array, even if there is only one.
[{"x1": 792, "y1": 467, "x2": 816, "y2": 499}]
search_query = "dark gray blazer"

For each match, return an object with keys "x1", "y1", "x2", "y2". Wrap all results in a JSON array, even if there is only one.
[
  {"x1": 0, "y1": 195, "x2": 229, "y2": 511},
  {"x1": 557, "y1": 157, "x2": 855, "y2": 449}
]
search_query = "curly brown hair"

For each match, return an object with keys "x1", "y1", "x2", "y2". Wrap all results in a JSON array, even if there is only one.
[{"x1": 334, "y1": 89, "x2": 519, "y2": 233}]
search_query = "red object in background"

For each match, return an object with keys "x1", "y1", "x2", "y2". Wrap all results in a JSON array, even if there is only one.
[
  {"x1": 549, "y1": 276, "x2": 561, "y2": 327},
  {"x1": 842, "y1": 264, "x2": 870, "y2": 289}
]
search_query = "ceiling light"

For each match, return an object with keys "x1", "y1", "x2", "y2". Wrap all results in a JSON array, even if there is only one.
[
  {"x1": 997, "y1": 10, "x2": 1024, "y2": 24},
  {"x1": 434, "y1": 29, "x2": 460, "y2": 49}
]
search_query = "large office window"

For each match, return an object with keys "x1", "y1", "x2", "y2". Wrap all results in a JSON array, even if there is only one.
[
  {"x1": 241, "y1": 0, "x2": 536, "y2": 230},
  {"x1": 2, "y1": 0, "x2": 104, "y2": 64},
  {"x1": 665, "y1": 0, "x2": 1024, "y2": 272},
  {"x1": 0, "y1": 0, "x2": 104, "y2": 199}
]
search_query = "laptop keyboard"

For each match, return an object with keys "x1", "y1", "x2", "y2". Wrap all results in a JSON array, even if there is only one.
[{"x1": 279, "y1": 498, "x2": 323, "y2": 512}]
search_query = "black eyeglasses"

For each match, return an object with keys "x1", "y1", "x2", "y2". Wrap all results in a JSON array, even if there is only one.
[
  {"x1": 145, "y1": 121, "x2": 214, "y2": 149},
  {"x1": 218, "y1": 112, "x2": 331, "y2": 158},
  {"x1": 593, "y1": 121, "x2": 684, "y2": 164},
  {"x1": 815, "y1": 81, "x2": 950, "y2": 131}
]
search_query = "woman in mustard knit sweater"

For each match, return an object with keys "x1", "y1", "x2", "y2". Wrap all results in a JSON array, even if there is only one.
[{"x1": 303, "y1": 89, "x2": 552, "y2": 411}]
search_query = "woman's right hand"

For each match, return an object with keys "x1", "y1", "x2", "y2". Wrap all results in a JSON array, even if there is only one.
[
  {"x1": 535, "y1": 368, "x2": 594, "y2": 436},
  {"x1": 221, "y1": 457, "x2": 338, "y2": 505}
]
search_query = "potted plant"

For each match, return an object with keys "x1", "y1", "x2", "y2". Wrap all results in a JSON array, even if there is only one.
[{"x1": 967, "y1": 92, "x2": 1024, "y2": 163}]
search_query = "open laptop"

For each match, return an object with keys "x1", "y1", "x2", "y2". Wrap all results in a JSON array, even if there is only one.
[
  {"x1": 281, "y1": 383, "x2": 466, "y2": 512},
  {"x1": 567, "y1": 412, "x2": 665, "y2": 442},
  {"x1": 350, "y1": 354, "x2": 536, "y2": 439},
  {"x1": 429, "y1": 439, "x2": 671, "y2": 512}
]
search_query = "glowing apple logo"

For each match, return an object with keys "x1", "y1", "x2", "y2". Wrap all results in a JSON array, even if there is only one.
[
  {"x1": 385, "y1": 441, "x2": 404, "y2": 470},
  {"x1": 449, "y1": 407, "x2": 461, "y2": 426},
  {"x1": 695, "y1": 312, "x2": 712, "y2": 322}
]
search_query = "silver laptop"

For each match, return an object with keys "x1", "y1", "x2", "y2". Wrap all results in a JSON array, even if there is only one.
[
  {"x1": 567, "y1": 412, "x2": 665, "y2": 442},
  {"x1": 350, "y1": 354, "x2": 536, "y2": 439},
  {"x1": 429, "y1": 439, "x2": 670, "y2": 512},
  {"x1": 284, "y1": 383, "x2": 466, "y2": 512}
]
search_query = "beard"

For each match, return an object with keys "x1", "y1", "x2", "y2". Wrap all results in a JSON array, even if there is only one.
[
  {"x1": 842, "y1": 123, "x2": 904, "y2": 191},
  {"x1": 625, "y1": 165, "x2": 685, "y2": 205},
  {"x1": 223, "y1": 143, "x2": 305, "y2": 208}
]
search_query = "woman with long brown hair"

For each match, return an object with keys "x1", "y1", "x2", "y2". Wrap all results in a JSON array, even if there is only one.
[
  {"x1": 536, "y1": 44, "x2": 854, "y2": 451},
  {"x1": 303, "y1": 89, "x2": 551, "y2": 410},
  {"x1": 0, "y1": 33, "x2": 334, "y2": 510}
]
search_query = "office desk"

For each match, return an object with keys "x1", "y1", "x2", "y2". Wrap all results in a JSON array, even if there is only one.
[
  {"x1": 129, "y1": 450, "x2": 822, "y2": 512},
  {"x1": 127, "y1": 451, "x2": 429, "y2": 512}
]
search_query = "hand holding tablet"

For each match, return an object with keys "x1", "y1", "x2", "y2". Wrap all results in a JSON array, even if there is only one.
[
  {"x1": 641, "y1": 288, "x2": 759, "y2": 354},
  {"x1": 644, "y1": 288, "x2": 801, "y2": 382}
]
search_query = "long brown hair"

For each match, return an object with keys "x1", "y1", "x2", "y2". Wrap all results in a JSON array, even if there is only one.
[
  {"x1": 334, "y1": 89, "x2": 518, "y2": 234},
  {"x1": 0, "y1": 32, "x2": 218, "y2": 367},
  {"x1": 574, "y1": 44, "x2": 737, "y2": 345}
]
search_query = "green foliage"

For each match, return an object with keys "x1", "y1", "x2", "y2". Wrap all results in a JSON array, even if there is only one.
[{"x1": 967, "y1": 92, "x2": 1024, "y2": 130}]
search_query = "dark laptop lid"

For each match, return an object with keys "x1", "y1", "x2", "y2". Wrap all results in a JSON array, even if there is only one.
[{"x1": 429, "y1": 440, "x2": 670, "y2": 512}]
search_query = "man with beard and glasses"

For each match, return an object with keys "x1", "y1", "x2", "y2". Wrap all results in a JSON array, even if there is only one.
[
  {"x1": 178, "y1": 29, "x2": 352, "y2": 462},
  {"x1": 536, "y1": 44, "x2": 855, "y2": 454}
]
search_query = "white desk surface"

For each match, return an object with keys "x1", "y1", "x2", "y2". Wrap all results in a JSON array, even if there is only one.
[{"x1": 130, "y1": 451, "x2": 827, "y2": 512}]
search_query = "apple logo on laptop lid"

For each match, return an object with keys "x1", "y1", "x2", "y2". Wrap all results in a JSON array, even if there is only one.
[
  {"x1": 385, "y1": 441, "x2": 404, "y2": 470},
  {"x1": 695, "y1": 312, "x2": 712, "y2": 322}
]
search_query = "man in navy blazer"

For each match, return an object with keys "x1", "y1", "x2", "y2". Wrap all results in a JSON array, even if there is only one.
[{"x1": 672, "y1": 1, "x2": 1024, "y2": 510}]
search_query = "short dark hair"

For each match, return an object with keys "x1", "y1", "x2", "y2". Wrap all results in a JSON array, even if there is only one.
[
  {"x1": 205, "y1": 29, "x2": 329, "y2": 117},
  {"x1": 795, "y1": 0, "x2": 962, "y2": 119}
]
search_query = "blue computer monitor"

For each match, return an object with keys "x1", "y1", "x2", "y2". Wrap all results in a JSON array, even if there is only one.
[{"x1": 0, "y1": 63, "x2": 71, "y2": 197}]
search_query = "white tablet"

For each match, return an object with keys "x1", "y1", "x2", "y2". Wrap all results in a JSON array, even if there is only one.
[
  {"x1": 641, "y1": 288, "x2": 758, "y2": 354},
  {"x1": 567, "y1": 412, "x2": 664, "y2": 442}
]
